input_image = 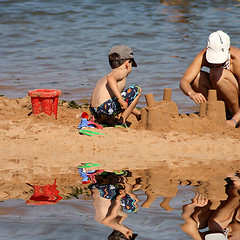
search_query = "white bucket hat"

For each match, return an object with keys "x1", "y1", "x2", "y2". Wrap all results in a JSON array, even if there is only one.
[
  {"x1": 206, "y1": 30, "x2": 230, "y2": 64},
  {"x1": 205, "y1": 233, "x2": 227, "y2": 240}
]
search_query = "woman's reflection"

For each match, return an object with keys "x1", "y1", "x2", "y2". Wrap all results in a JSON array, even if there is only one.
[
  {"x1": 89, "y1": 171, "x2": 140, "y2": 240},
  {"x1": 181, "y1": 174, "x2": 240, "y2": 239}
]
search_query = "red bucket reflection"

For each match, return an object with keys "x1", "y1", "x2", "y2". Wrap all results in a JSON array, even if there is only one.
[{"x1": 26, "y1": 179, "x2": 62, "y2": 205}]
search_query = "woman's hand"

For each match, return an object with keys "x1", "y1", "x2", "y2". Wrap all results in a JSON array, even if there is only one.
[
  {"x1": 191, "y1": 192, "x2": 208, "y2": 207},
  {"x1": 226, "y1": 119, "x2": 238, "y2": 128},
  {"x1": 189, "y1": 92, "x2": 207, "y2": 106}
]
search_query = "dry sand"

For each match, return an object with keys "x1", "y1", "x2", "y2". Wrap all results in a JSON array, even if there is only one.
[{"x1": 0, "y1": 95, "x2": 239, "y2": 202}]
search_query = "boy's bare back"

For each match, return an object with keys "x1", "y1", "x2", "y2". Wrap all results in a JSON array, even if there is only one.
[{"x1": 90, "y1": 67, "x2": 128, "y2": 108}]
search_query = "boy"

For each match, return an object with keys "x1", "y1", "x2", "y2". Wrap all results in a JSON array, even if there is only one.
[
  {"x1": 179, "y1": 30, "x2": 240, "y2": 127},
  {"x1": 90, "y1": 45, "x2": 141, "y2": 127},
  {"x1": 89, "y1": 171, "x2": 139, "y2": 239}
]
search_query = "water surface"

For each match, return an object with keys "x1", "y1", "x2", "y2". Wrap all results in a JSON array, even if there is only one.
[
  {"x1": 1, "y1": 168, "x2": 239, "y2": 240},
  {"x1": 1, "y1": 0, "x2": 240, "y2": 112}
]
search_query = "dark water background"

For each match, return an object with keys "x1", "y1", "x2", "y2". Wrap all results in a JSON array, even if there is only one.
[{"x1": 1, "y1": 0, "x2": 240, "y2": 112}]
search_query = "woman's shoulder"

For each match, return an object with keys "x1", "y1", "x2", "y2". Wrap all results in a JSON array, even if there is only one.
[{"x1": 230, "y1": 46, "x2": 240, "y2": 55}]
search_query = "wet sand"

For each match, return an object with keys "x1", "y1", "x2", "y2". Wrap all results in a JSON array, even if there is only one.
[{"x1": 0, "y1": 95, "x2": 239, "y2": 202}]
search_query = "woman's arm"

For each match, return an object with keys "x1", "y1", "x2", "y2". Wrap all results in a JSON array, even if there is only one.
[
  {"x1": 181, "y1": 193, "x2": 208, "y2": 240},
  {"x1": 179, "y1": 49, "x2": 207, "y2": 105}
]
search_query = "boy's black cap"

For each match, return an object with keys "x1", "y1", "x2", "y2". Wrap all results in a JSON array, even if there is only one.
[{"x1": 109, "y1": 45, "x2": 137, "y2": 67}]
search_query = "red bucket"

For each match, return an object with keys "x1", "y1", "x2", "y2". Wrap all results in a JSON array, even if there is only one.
[{"x1": 28, "y1": 89, "x2": 61, "y2": 119}]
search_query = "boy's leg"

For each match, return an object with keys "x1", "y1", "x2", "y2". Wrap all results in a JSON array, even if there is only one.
[
  {"x1": 120, "y1": 85, "x2": 141, "y2": 123},
  {"x1": 92, "y1": 85, "x2": 141, "y2": 125},
  {"x1": 90, "y1": 99, "x2": 121, "y2": 124},
  {"x1": 121, "y1": 92, "x2": 141, "y2": 123}
]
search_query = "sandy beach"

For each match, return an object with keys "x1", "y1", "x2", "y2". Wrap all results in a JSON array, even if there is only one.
[{"x1": 0, "y1": 95, "x2": 239, "y2": 202}]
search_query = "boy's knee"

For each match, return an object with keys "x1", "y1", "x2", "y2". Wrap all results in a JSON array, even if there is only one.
[
  {"x1": 138, "y1": 87, "x2": 142, "y2": 96},
  {"x1": 131, "y1": 84, "x2": 141, "y2": 97}
]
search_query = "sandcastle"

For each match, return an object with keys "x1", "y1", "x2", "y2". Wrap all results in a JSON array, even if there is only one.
[
  {"x1": 140, "y1": 88, "x2": 226, "y2": 130},
  {"x1": 199, "y1": 89, "x2": 226, "y2": 126}
]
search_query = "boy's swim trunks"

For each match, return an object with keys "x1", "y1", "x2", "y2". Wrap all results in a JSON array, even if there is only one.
[
  {"x1": 121, "y1": 194, "x2": 137, "y2": 213},
  {"x1": 89, "y1": 184, "x2": 121, "y2": 200},
  {"x1": 90, "y1": 84, "x2": 140, "y2": 120},
  {"x1": 89, "y1": 184, "x2": 137, "y2": 212}
]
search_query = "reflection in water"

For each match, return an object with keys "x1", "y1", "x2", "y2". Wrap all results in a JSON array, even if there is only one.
[
  {"x1": 159, "y1": 0, "x2": 196, "y2": 24},
  {"x1": 88, "y1": 171, "x2": 139, "y2": 240},
  {"x1": 26, "y1": 179, "x2": 62, "y2": 205},
  {"x1": 78, "y1": 167, "x2": 182, "y2": 239},
  {"x1": 1, "y1": 167, "x2": 240, "y2": 239},
  {"x1": 135, "y1": 168, "x2": 178, "y2": 211},
  {"x1": 181, "y1": 174, "x2": 240, "y2": 239},
  {"x1": 76, "y1": 166, "x2": 240, "y2": 239}
]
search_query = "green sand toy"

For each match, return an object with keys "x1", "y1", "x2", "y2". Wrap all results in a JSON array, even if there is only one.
[
  {"x1": 77, "y1": 163, "x2": 100, "y2": 168},
  {"x1": 79, "y1": 129, "x2": 105, "y2": 136}
]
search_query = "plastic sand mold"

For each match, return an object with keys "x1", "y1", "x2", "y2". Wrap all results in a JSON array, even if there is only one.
[
  {"x1": 77, "y1": 163, "x2": 100, "y2": 168},
  {"x1": 77, "y1": 116, "x2": 103, "y2": 130},
  {"x1": 79, "y1": 129, "x2": 105, "y2": 136},
  {"x1": 77, "y1": 168, "x2": 105, "y2": 184}
]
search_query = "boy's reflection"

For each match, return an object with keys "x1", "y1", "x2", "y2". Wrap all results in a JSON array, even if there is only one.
[
  {"x1": 181, "y1": 174, "x2": 240, "y2": 239},
  {"x1": 88, "y1": 171, "x2": 140, "y2": 240}
]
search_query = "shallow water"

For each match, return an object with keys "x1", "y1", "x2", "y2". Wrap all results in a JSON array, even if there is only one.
[
  {"x1": 0, "y1": 189, "x2": 192, "y2": 240},
  {"x1": 0, "y1": 168, "x2": 239, "y2": 240},
  {"x1": 0, "y1": 0, "x2": 240, "y2": 112}
]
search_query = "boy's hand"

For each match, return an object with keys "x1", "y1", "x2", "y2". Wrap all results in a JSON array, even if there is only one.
[{"x1": 119, "y1": 99, "x2": 128, "y2": 110}]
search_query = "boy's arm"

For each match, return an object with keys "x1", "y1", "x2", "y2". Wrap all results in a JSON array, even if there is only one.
[
  {"x1": 179, "y1": 49, "x2": 207, "y2": 105},
  {"x1": 107, "y1": 69, "x2": 128, "y2": 109},
  {"x1": 101, "y1": 190, "x2": 133, "y2": 238}
]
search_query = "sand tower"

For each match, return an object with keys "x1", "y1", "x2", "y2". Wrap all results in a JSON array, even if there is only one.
[
  {"x1": 200, "y1": 89, "x2": 226, "y2": 126},
  {"x1": 141, "y1": 88, "x2": 178, "y2": 131}
]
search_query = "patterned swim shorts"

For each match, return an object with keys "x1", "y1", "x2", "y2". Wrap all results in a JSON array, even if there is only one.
[{"x1": 90, "y1": 84, "x2": 140, "y2": 120}]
